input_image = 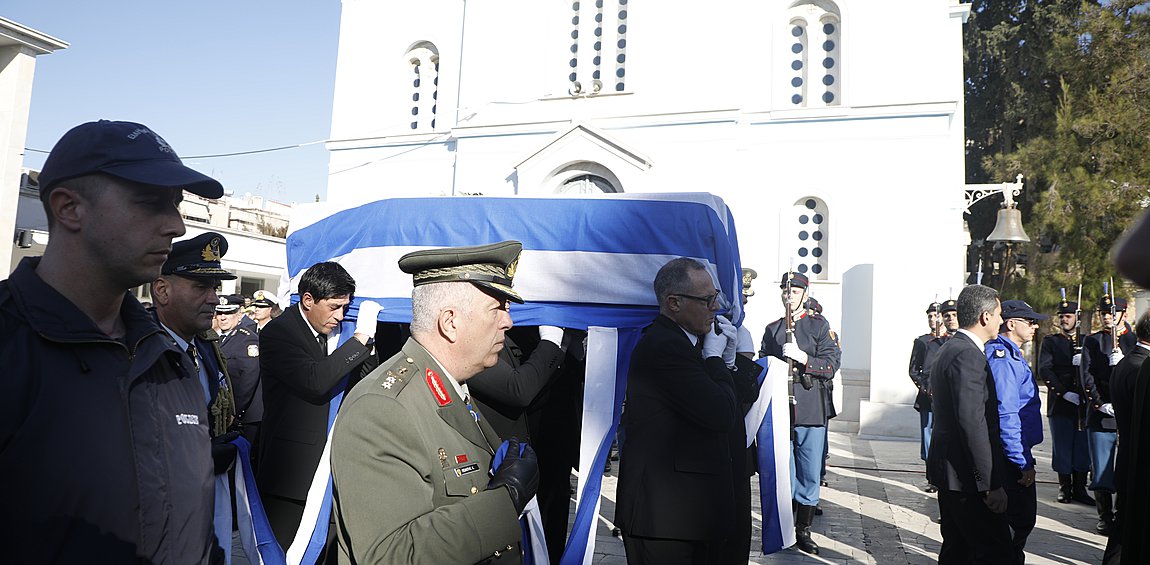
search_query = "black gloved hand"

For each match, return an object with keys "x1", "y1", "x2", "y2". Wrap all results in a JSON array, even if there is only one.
[
  {"x1": 485, "y1": 437, "x2": 539, "y2": 515},
  {"x1": 210, "y1": 430, "x2": 240, "y2": 475}
]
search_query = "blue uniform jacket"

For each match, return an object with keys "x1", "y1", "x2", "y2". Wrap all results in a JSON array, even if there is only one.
[{"x1": 985, "y1": 335, "x2": 1043, "y2": 471}]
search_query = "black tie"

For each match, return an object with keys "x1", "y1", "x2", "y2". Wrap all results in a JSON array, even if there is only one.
[
  {"x1": 187, "y1": 344, "x2": 199, "y2": 370},
  {"x1": 317, "y1": 333, "x2": 327, "y2": 355}
]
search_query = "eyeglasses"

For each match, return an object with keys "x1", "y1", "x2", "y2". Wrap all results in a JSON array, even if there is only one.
[
  {"x1": 1009, "y1": 318, "x2": 1040, "y2": 327},
  {"x1": 672, "y1": 292, "x2": 720, "y2": 307}
]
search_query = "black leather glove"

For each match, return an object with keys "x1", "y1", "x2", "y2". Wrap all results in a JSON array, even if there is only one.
[
  {"x1": 210, "y1": 430, "x2": 240, "y2": 475},
  {"x1": 485, "y1": 437, "x2": 539, "y2": 515}
]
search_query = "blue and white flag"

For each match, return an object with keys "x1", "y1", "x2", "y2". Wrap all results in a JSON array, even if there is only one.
[
  {"x1": 744, "y1": 357, "x2": 796, "y2": 554},
  {"x1": 278, "y1": 193, "x2": 755, "y2": 564}
]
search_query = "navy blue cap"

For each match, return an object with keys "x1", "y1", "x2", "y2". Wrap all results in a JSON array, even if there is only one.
[
  {"x1": 215, "y1": 294, "x2": 244, "y2": 314},
  {"x1": 780, "y1": 271, "x2": 809, "y2": 290},
  {"x1": 38, "y1": 120, "x2": 223, "y2": 198},
  {"x1": 1001, "y1": 300, "x2": 1049, "y2": 321},
  {"x1": 926, "y1": 302, "x2": 940, "y2": 314},
  {"x1": 940, "y1": 299, "x2": 958, "y2": 313},
  {"x1": 162, "y1": 232, "x2": 237, "y2": 280},
  {"x1": 1057, "y1": 300, "x2": 1078, "y2": 315},
  {"x1": 806, "y1": 297, "x2": 823, "y2": 314}
]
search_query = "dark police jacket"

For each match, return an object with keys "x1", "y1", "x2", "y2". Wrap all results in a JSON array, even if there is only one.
[
  {"x1": 616, "y1": 314, "x2": 743, "y2": 541},
  {"x1": 759, "y1": 313, "x2": 841, "y2": 426},
  {"x1": 1038, "y1": 332, "x2": 1086, "y2": 421},
  {"x1": 926, "y1": 331, "x2": 1011, "y2": 493},
  {"x1": 219, "y1": 323, "x2": 263, "y2": 424},
  {"x1": 0, "y1": 257, "x2": 215, "y2": 563},
  {"x1": 1081, "y1": 324, "x2": 1136, "y2": 430},
  {"x1": 257, "y1": 303, "x2": 378, "y2": 501},
  {"x1": 909, "y1": 333, "x2": 934, "y2": 412}
]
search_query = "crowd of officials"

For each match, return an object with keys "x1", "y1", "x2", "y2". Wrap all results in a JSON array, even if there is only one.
[
  {"x1": 911, "y1": 284, "x2": 1150, "y2": 564},
  {"x1": 5, "y1": 116, "x2": 1149, "y2": 565}
]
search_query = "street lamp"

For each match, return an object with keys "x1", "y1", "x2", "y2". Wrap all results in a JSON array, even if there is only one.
[{"x1": 965, "y1": 174, "x2": 1030, "y2": 290}]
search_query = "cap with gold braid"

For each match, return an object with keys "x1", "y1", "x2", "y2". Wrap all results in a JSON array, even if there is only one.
[
  {"x1": 741, "y1": 268, "x2": 758, "y2": 297},
  {"x1": 398, "y1": 241, "x2": 524, "y2": 303},
  {"x1": 162, "y1": 231, "x2": 237, "y2": 280}
]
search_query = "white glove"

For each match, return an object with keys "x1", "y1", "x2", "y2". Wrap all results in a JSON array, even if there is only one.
[
  {"x1": 1109, "y1": 351, "x2": 1124, "y2": 366},
  {"x1": 1072, "y1": 353, "x2": 1081, "y2": 367},
  {"x1": 716, "y1": 316, "x2": 738, "y2": 367},
  {"x1": 701, "y1": 323, "x2": 728, "y2": 360},
  {"x1": 782, "y1": 342, "x2": 809, "y2": 366},
  {"x1": 736, "y1": 325, "x2": 754, "y2": 355},
  {"x1": 1100, "y1": 403, "x2": 1115, "y2": 417},
  {"x1": 539, "y1": 325, "x2": 564, "y2": 346},
  {"x1": 1062, "y1": 391, "x2": 1081, "y2": 405},
  {"x1": 355, "y1": 300, "x2": 382, "y2": 337}
]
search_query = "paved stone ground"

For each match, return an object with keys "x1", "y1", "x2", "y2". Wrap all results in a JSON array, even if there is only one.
[{"x1": 584, "y1": 393, "x2": 1108, "y2": 564}]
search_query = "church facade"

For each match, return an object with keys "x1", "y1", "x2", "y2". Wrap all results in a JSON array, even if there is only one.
[{"x1": 325, "y1": 0, "x2": 974, "y2": 437}]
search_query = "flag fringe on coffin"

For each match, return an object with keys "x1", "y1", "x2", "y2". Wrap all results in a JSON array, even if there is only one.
[{"x1": 239, "y1": 192, "x2": 790, "y2": 563}]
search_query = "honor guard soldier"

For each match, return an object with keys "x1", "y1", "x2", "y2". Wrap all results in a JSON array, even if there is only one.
[
  {"x1": 910, "y1": 303, "x2": 942, "y2": 463},
  {"x1": 1038, "y1": 298, "x2": 1094, "y2": 505},
  {"x1": 330, "y1": 241, "x2": 539, "y2": 564},
  {"x1": 759, "y1": 271, "x2": 841, "y2": 555},
  {"x1": 923, "y1": 299, "x2": 959, "y2": 381},
  {"x1": 1081, "y1": 292, "x2": 1136, "y2": 535},
  {"x1": 152, "y1": 231, "x2": 241, "y2": 561},
  {"x1": 216, "y1": 294, "x2": 264, "y2": 461}
]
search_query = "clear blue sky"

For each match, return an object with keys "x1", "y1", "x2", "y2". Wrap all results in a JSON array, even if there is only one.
[{"x1": 6, "y1": 0, "x2": 341, "y2": 205}]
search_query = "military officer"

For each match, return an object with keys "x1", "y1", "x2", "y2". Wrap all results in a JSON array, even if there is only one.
[
  {"x1": 330, "y1": 241, "x2": 539, "y2": 564},
  {"x1": 759, "y1": 271, "x2": 841, "y2": 555},
  {"x1": 151, "y1": 232, "x2": 240, "y2": 561},
  {"x1": 1081, "y1": 293, "x2": 1137, "y2": 535},
  {"x1": 216, "y1": 294, "x2": 263, "y2": 461},
  {"x1": 909, "y1": 302, "x2": 942, "y2": 466},
  {"x1": 251, "y1": 288, "x2": 280, "y2": 332},
  {"x1": 1037, "y1": 298, "x2": 1093, "y2": 505}
]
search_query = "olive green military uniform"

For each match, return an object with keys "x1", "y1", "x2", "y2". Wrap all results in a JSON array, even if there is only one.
[{"x1": 331, "y1": 337, "x2": 522, "y2": 565}]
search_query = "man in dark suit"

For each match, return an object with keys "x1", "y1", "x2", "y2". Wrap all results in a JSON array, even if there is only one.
[
  {"x1": 256, "y1": 262, "x2": 380, "y2": 555},
  {"x1": 1105, "y1": 310, "x2": 1150, "y2": 560},
  {"x1": 616, "y1": 257, "x2": 760, "y2": 565},
  {"x1": 926, "y1": 284, "x2": 1013, "y2": 564}
]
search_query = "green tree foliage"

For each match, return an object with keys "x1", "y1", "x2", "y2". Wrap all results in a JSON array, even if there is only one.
[{"x1": 966, "y1": 0, "x2": 1150, "y2": 310}]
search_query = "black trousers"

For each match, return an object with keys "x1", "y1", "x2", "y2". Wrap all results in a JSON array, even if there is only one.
[
  {"x1": 937, "y1": 490, "x2": 1015, "y2": 564},
  {"x1": 1004, "y1": 481, "x2": 1036, "y2": 564},
  {"x1": 717, "y1": 474, "x2": 752, "y2": 564},
  {"x1": 623, "y1": 534, "x2": 717, "y2": 565}
]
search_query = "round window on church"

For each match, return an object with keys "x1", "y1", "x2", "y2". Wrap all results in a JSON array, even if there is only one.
[
  {"x1": 799, "y1": 231, "x2": 809, "y2": 241},
  {"x1": 798, "y1": 264, "x2": 809, "y2": 274},
  {"x1": 798, "y1": 248, "x2": 809, "y2": 257}
]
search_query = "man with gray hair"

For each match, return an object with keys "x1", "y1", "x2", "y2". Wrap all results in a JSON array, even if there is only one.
[
  {"x1": 926, "y1": 284, "x2": 1013, "y2": 564},
  {"x1": 617, "y1": 257, "x2": 761, "y2": 565},
  {"x1": 330, "y1": 241, "x2": 539, "y2": 564}
]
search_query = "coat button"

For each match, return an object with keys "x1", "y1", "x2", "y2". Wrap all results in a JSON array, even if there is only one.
[
  {"x1": 493, "y1": 550, "x2": 502, "y2": 558},
  {"x1": 470, "y1": 486, "x2": 478, "y2": 494},
  {"x1": 406, "y1": 357, "x2": 415, "y2": 363}
]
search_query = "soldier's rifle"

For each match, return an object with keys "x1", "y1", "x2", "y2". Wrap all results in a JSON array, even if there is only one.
[{"x1": 784, "y1": 273, "x2": 813, "y2": 391}]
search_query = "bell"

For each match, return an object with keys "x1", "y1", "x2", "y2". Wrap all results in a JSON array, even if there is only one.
[{"x1": 986, "y1": 206, "x2": 1030, "y2": 243}]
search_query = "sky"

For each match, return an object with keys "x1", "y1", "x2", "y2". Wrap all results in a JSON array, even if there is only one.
[{"x1": 6, "y1": 0, "x2": 342, "y2": 205}]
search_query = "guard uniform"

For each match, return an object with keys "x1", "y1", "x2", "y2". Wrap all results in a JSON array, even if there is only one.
[
  {"x1": 759, "y1": 271, "x2": 841, "y2": 554},
  {"x1": 1081, "y1": 294, "x2": 1136, "y2": 534},
  {"x1": 1037, "y1": 299, "x2": 1092, "y2": 503},
  {"x1": 909, "y1": 302, "x2": 941, "y2": 462}
]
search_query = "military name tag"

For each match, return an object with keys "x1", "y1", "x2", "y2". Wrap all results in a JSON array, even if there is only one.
[{"x1": 454, "y1": 463, "x2": 481, "y2": 477}]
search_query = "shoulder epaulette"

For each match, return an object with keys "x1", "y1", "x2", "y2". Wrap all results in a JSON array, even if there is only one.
[{"x1": 376, "y1": 358, "x2": 416, "y2": 397}]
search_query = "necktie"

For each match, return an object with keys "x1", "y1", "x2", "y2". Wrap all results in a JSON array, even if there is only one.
[
  {"x1": 317, "y1": 333, "x2": 328, "y2": 355},
  {"x1": 187, "y1": 344, "x2": 200, "y2": 370}
]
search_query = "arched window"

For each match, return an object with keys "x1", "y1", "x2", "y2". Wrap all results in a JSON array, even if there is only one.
[
  {"x1": 568, "y1": 0, "x2": 628, "y2": 95},
  {"x1": 791, "y1": 197, "x2": 830, "y2": 280},
  {"x1": 405, "y1": 42, "x2": 439, "y2": 130},
  {"x1": 785, "y1": 1, "x2": 840, "y2": 108},
  {"x1": 550, "y1": 162, "x2": 623, "y2": 193}
]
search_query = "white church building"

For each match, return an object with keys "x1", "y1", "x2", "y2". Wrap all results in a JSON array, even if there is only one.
[{"x1": 324, "y1": 0, "x2": 975, "y2": 438}]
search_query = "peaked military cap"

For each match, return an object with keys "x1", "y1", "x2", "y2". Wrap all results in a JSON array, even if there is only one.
[
  {"x1": 741, "y1": 268, "x2": 758, "y2": 297},
  {"x1": 399, "y1": 240, "x2": 524, "y2": 304},
  {"x1": 940, "y1": 299, "x2": 958, "y2": 313},
  {"x1": 806, "y1": 297, "x2": 823, "y2": 314},
  {"x1": 780, "y1": 270, "x2": 809, "y2": 290},
  {"x1": 1099, "y1": 294, "x2": 1127, "y2": 311},
  {"x1": 161, "y1": 232, "x2": 237, "y2": 280},
  {"x1": 251, "y1": 289, "x2": 279, "y2": 307},
  {"x1": 215, "y1": 294, "x2": 244, "y2": 314},
  {"x1": 926, "y1": 302, "x2": 940, "y2": 314},
  {"x1": 1057, "y1": 300, "x2": 1078, "y2": 315}
]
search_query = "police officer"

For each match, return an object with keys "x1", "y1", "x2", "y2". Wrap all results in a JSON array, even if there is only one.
[
  {"x1": 151, "y1": 231, "x2": 241, "y2": 561},
  {"x1": 330, "y1": 241, "x2": 539, "y2": 564},
  {"x1": 1038, "y1": 298, "x2": 1094, "y2": 505},
  {"x1": 216, "y1": 294, "x2": 263, "y2": 462},
  {"x1": 1082, "y1": 293, "x2": 1137, "y2": 535},
  {"x1": 759, "y1": 271, "x2": 841, "y2": 555},
  {"x1": 985, "y1": 300, "x2": 1046, "y2": 563},
  {"x1": 910, "y1": 302, "x2": 942, "y2": 468}
]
